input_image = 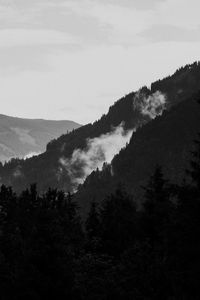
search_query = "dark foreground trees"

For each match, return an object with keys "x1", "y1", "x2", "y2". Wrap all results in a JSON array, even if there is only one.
[
  {"x1": 0, "y1": 186, "x2": 83, "y2": 299},
  {"x1": 1, "y1": 137, "x2": 200, "y2": 299}
]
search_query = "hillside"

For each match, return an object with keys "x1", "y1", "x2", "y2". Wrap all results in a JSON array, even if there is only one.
[
  {"x1": 0, "y1": 61, "x2": 200, "y2": 193},
  {"x1": 0, "y1": 115, "x2": 81, "y2": 162},
  {"x1": 76, "y1": 93, "x2": 200, "y2": 216}
]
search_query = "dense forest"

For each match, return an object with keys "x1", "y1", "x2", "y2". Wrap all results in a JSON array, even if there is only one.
[{"x1": 0, "y1": 129, "x2": 200, "y2": 299}]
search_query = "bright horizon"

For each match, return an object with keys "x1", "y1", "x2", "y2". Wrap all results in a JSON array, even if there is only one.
[{"x1": 1, "y1": 0, "x2": 200, "y2": 124}]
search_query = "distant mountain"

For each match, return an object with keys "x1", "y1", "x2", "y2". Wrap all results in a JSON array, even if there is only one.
[
  {"x1": 0, "y1": 114, "x2": 81, "y2": 162},
  {"x1": 0, "y1": 61, "x2": 200, "y2": 198}
]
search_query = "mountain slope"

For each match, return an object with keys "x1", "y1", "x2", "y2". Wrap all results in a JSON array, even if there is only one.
[
  {"x1": 1, "y1": 61, "x2": 200, "y2": 193},
  {"x1": 0, "y1": 114, "x2": 81, "y2": 162},
  {"x1": 76, "y1": 94, "x2": 200, "y2": 216}
]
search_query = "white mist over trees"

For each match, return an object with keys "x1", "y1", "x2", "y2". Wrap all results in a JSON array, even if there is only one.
[
  {"x1": 59, "y1": 124, "x2": 134, "y2": 189},
  {"x1": 133, "y1": 90, "x2": 167, "y2": 119},
  {"x1": 59, "y1": 90, "x2": 167, "y2": 189}
]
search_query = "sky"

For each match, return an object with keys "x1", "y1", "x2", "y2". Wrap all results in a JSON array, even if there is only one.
[{"x1": 0, "y1": 0, "x2": 200, "y2": 124}]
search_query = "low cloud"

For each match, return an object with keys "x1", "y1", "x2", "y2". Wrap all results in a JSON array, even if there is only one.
[
  {"x1": 139, "y1": 24, "x2": 200, "y2": 43},
  {"x1": 0, "y1": 29, "x2": 79, "y2": 48},
  {"x1": 59, "y1": 124, "x2": 134, "y2": 189},
  {"x1": 59, "y1": 91, "x2": 167, "y2": 190},
  {"x1": 133, "y1": 90, "x2": 167, "y2": 119},
  {"x1": 24, "y1": 152, "x2": 41, "y2": 159}
]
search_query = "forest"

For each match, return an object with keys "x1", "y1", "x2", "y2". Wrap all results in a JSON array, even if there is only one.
[{"x1": 0, "y1": 128, "x2": 200, "y2": 299}]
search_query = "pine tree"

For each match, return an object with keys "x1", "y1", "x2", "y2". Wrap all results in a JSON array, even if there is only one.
[
  {"x1": 142, "y1": 166, "x2": 172, "y2": 244},
  {"x1": 99, "y1": 187, "x2": 136, "y2": 257}
]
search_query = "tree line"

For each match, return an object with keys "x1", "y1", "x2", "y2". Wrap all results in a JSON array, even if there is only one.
[{"x1": 0, "y1": 135, "x2": 200, "y2": 299}]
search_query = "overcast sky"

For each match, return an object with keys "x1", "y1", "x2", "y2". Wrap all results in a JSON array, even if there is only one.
[{"x1": 0, "y1": 0, "x2": 200, "y2": 124}]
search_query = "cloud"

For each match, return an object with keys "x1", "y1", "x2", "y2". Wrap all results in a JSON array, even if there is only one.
[
  {"x1": 98, "y1": 0, "x2": 166, "y2": 10},
  {"x1": 0, "y1": 29, "x2": 80, "y2": 48},
  {"x1": 58, "y1": 89, "x2": 166, "y2": 190},
  {"x1": 0, "y1": 1, "x2": 41, "y2": 27},
  {"x1": 0, "y1": 46, "x2": 53, "y2": 74},
  {"x1": 1, "y1": 41, "x2": 200, "y2": 124},
  {"x1": 1, "y1": 0, "x2": 200, "y2": 48},
  {"x1": 155, "y1": 0, "x2": 200, "y2": 30},
  {"x1": 133, "y1": 91, "x2": 167, "y2": 119},
  {"x1": 59, "y1": 124, "x2": 134, "y2": 189},
  {"x1": 47, "y1": 0, "x2": 200, "y2": 46},
  {"x1": 140, "y1": 24, "x2": 200, "y2": 43},
  {"x1": 0, "y1": 0, "x2": 200, "y2": 125},
  {"x1": 24, "y1": 151, "x2": 41, "y2": 159},
  {"x1": 0, "y1": 1, "x2": 114, "y2": 46},
  {"x1": 0, "y1": 28, "x2": 81, "y2": 73},
  {"x1": 61, "y1": 0, "x2": 152, "y2": 44}
]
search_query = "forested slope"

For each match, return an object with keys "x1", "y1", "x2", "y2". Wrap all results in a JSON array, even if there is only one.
[{"x1": 1, "y1": 62, "x2": 200, "y2": 194}]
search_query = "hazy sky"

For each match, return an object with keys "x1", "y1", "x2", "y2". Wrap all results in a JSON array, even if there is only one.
[{"x1": 0, "y1": 0, "x2": 200, "y2": 124}]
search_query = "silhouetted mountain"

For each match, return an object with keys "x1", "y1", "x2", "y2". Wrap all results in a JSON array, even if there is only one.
[
  {"x1": 0, "y1": 61, "x2": 200, "y2": 195},
  {"x1": 0, "y1": 115, "x2": 81, "y2": 162}
]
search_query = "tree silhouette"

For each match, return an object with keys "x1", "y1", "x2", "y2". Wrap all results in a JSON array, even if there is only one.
[
  {"x1": 86, "y1": 201, "x2": 100, "y2": 240},
  {"x1": 99, "y1": 187, "x2": 137, "y2": 257},
  {"x1": 142, "y1": 166, "x2": 173, "y2": 244}
]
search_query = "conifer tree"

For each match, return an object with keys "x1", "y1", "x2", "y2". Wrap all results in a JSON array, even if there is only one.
[
  {"x1": 99, "y1": 187, "x2": 136, "y2": 257},
  {"x1": 142, "y1": 166, "x2": 172, "y2": 244}
]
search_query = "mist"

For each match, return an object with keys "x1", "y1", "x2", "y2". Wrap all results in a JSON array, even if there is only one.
[
  {"x1": 133, "y1": 90, "x2": 167, "y2": 119},
  {"x1": 59, "y1": 90, "x2": 167, "y2": 190},
  {"x1": 24, "y1": 152, "x2": 41, "y2": 160},
  {"x1": 59, "y1": 124, "x2": 134, "y2": 189}
]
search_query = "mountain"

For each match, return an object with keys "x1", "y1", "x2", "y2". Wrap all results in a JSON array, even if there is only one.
[
  {"x1": 0, "y1": 61, "x2": 200, "y2": 196},
  {"x1": 0, "y1": 114, "x2": 81, "y2": 162},
  {"x1": 76, "y1": 93, "x2": 200, "y2": 216}
]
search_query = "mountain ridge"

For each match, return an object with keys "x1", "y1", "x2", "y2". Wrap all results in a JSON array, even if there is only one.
[
  {"x1": 0, "y1": 114, "x2": 81, "y2": 163},
  {"x1": 75, "y1": 92, "x2": 200, "y2": 216},
  {"x1": 1, "y1": 61, "x2": 200, "y2": 196}
]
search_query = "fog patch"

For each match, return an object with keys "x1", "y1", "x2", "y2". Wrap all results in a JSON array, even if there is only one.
[
  {"x1": 24, "y1": 152, "x2": 41, "y2": 159},
  {"x1": 133, "y1": 90, "x2": 167, "y2": 119},
  {"x1": 59, "y1": 124, "x2": 134, "y2": 189}
]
